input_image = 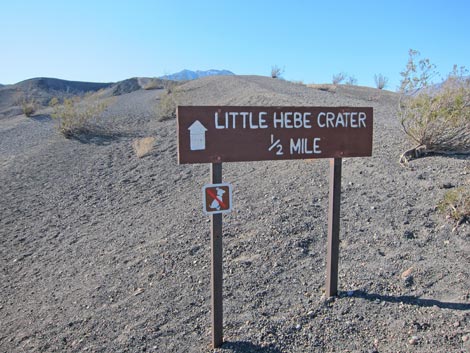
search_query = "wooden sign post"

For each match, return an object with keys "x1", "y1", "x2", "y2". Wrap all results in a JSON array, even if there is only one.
[
  {"x1": 326, "y1": 158, "x2": 342, "y2": 297},
  {"x1": 177, "y1": 106, "x2": 373, "y2": 348},
  {"x1": 210, "y1": 163, "x2": 223, "y2": 348}
]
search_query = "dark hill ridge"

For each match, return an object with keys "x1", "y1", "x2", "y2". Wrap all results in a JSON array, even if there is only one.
[
  {"x1": 0, "y1": 77, "x2": 168, "y2": 118},
  {"x1": 14, "y1": 77, "x2": 113, "y2": 93},
  {"x1": 0, "y1": 77, "x2": 115, "y2": 118}
]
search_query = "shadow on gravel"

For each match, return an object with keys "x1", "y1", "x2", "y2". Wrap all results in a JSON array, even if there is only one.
[
  {"x1": 30, "y1": 114, "x2": 53, "y2": 122},
  {"x1": 70, "y1": 127, "x2": 145, "y2": 146},
  {"x1": 346, "y1": 290, "x2": 470, "y2": 311},
  {"x1": 220, "y1": 341, "x2": 282, "y2": 353},
  {"x1": 413, "y1": 151, "x2": 470, "y2": 162}
]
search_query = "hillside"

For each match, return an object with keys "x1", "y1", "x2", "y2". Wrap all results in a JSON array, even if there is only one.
[
  {"x1": 0, "y1": 77, "x2": 174, "y2": 119},
  {"x1": 0, "y1": 76, "x2": 468, "y2": 352},
  {"x1": 0, "y1": 78, "x2": 113, "y2": 118}
]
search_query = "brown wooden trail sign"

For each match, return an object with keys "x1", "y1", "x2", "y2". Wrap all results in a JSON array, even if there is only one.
[
  {"x1": 177, "y1": 106, "x2": 373, "y2": 164},
  {"x1": 176, "y1": 106, "x2": 373, "y2": 349}
]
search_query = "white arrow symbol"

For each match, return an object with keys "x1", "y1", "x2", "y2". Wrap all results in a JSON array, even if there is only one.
[{"x1": 188, "y1": 120, "x2": 208, "y2": 151}]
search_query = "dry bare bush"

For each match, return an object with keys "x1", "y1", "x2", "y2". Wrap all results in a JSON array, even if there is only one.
[
  {"x1": 271, "y1": 65, "x2": 284, "y2": 79},
  {"x1": 52, "y1": 94, "x2": 110, "y2": 138},
  {"x1": 143, "y1": 79, "x2": 163, "y2": 90},
  {"x1": 398, "y1": 50, "x2": 470, "y2": 164},
  {"x1": 374, "y1": 74, "x2": 389, "y2": 89},
  {"x1": 132, "y1": 137, "x2": 156, "y2": 158},
  {"x1": 345, "y1": 76, "x2": 358, "y2": 85},
  {"x1": 332, "y1": 72, "x2": 346, "y2": 84},
  {"x1": 333, "y1": 72, "x2": 357, "y2": 85}
]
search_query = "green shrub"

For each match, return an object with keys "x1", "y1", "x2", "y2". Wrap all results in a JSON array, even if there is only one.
[
  {"x1": 398, "y1": 50, "x2": 470, "y2": 163},
  {"x1": 438, "y1": 186, "x2": 470, "y2": 223},
  {"x1": 52, "y1": 96, "x2": 109, "y2": 138}
]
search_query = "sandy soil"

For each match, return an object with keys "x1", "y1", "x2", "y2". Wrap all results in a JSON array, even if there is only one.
[{"x1": 1, "y1": 76, "x2": 469, "y2": 353}]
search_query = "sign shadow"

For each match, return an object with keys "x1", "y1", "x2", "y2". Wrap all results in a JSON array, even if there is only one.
[
  {"x1": 220, "y1": 341, "x2": 282, "y2": 353},
  {"x1": 344, "y1": 290, "x2": 470, "y2": 311}
]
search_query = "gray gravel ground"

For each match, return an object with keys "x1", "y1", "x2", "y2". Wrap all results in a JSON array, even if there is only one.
[{"x1": 1, "y1": 76, "x2": 469, "y2": 353}]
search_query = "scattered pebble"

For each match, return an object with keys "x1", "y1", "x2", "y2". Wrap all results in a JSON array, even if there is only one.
[
  {"x1": 133, "y1": 288, "x2": 144, "y2": 296},
  {"x1": 463, "y1": 335, "x2": 469, "y2": 342},
  {"x1": 409, "y1": 335, "x2": 419, "y2": 345},
  {"x1": 403, "y1": 230, "x2": 415, "y2": 239},
  {"x1": 401, "y1": 267, "x2": 413, "y2": 279},
  {"x1": 403, "y1": 275, "x2": 414, "y2": 287}
]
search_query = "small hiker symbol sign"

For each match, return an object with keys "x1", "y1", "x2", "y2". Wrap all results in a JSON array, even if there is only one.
[{"x1": 202, "y1": 183, "x2": 232, "y2": 214}]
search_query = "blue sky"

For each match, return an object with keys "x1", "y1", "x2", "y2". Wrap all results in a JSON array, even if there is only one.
[{"x1": 1, "y1": 0, "x2": 469, "y2": 89}]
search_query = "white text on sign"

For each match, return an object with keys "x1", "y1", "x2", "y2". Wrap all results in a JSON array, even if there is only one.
[{"x1": 214, "y1": 111, "x2": 367, "y2": 130}]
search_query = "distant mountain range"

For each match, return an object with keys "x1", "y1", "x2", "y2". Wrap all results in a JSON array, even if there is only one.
[{"x1": 159, "y1": 69, "x2": 235, "y2": 81}]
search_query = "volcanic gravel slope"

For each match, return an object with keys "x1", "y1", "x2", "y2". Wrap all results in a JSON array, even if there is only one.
[{"x1": 0, "y1": 76, "x2": 469, "y2": 353}]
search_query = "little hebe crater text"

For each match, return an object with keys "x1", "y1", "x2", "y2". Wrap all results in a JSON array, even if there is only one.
[{"x1": 214, "y1": 111, "x2": 367, "y2": 129}]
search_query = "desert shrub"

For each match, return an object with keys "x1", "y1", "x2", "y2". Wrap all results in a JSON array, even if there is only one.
[
  {"x1": 399, "y1": 49, "x2": 437, "y2": 94},
  {"x1": 157, "y1": 89, "x2": 177, "y2": 121},
  {"x1": 155, "y1": 80, "x2": 183, "y2": 121},
  {"x1": 308, "y1": 84, "x2": 336, "y2": 93},
  {"x1": 332, "y1": 72, "x2": 346, "y2": 84},
  {"x1": 271, "y1": 65, "x2": 284, "y2": 79},
  {"x1": 49, "y1": 97, "x2": 59, "y2": 107},
  {"x1": 52, "y1": 96, "x2": 109, "y2": 138},
  {"x1": 374, "y1": 74, "x2": 389, "y2": 89},
  {"x1": 345, "y1": 76, "x2": 358, "y2": 85},
  {"x1": 21, "y1": 98, "x2": 37, "y2": 117},
  {"x1": 333, "y1": 72, "x2": 357, "y2": 85},
  {"x1": 132, "y1": 137, "x2": 156, "y2": 158},
  {"x1": 163, "y1": 79, "x2": 179, "y2": 93},
  {"x1": 398, "y1": 50, "x2": 470, "y2": 164},
  {"x1": 143, "y1": 79, "x2": 163, "y2": 90},
  {"x1": 438, "y1": 186, "x2": 470, "y2": 225}
]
